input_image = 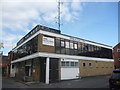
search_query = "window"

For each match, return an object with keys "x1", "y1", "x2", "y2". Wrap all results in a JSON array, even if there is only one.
[
  {"x1": 61, "y1": 61, "x2": 78, "y2": 67},
  {"x1": 85, "y1": 45, "x2": 88, "y2": 52},
  {"x1": 56, "y1": 38, "x2": 61, "y2": 54},
  {"x1": 118, "y1": 57, "x2": 120, "y2": 61},
  {"x1": 74, "y1": 43, "x2": 78, "y2": 49},
  {"x1": 70, "y1": 62, "x2": 78, "y2": 67},
  {"x1": 61, "y1": 61, "x2": 65, "y2": 67},
  {"x1": 91, "y1": 45, "x2": 94, "y2": 52},
  {"x1": 112, "y1": 73, "x2": 120, "y2": 79},
  {"x1": 89, "y1": 63, "x2": 92, "y2": 67},
  {"x1": 56, "y1": 38, "x2": 60, "y2": 47},
  {"x1": 75, "y1": 62, "x2": 78, "y2": 67},
  {"x1": 66, "y1": 61, "x2": 69, "y2": 66},
  {"x1": 117, "y1": 48, "x2": 120, "y2": 52},
  {"x1": 61, "y1": 40, "x2": 65, "y2": 47},
  {"x1": 25, "y1": 66, "x2": 32, "y2": 76},
  {"x1": 83, "y1": 63, "x2": 86, "y2": 67},
  {"x1": 65, "y1": 41, "x2": 70, "y2": 48},
  {"x1": 71, "y1": 62, "x2": 74, "y2": 66},
  {"x1": 70, "y1": 42, "x2": 74, "y2": 49}
]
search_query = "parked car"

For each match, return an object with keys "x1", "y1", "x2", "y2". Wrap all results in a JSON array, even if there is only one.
[{"x1": 109, "y1": 69, "x2": 120, "y2": 90}]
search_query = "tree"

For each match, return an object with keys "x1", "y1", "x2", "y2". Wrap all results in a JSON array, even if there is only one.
[{"x1": 0, "y1": 42, "x2": 4, "y2": 49}]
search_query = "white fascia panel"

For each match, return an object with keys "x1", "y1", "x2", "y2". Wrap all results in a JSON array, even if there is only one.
[
  {"x1": 13, "y1": 30, "x2": 112, "y2": 51},
  {"x1": 40, "y1": 30, "x2": 112, "y2": 49},
  {"x1": 11, "y1": 52, "x2": 114, "y2": 64},
  {"x1": 13, "y1": 31, "x2": 41, "y2": 51}
]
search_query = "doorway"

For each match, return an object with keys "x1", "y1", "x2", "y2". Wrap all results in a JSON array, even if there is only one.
[
  {"x1": 40, "y1": 57, "x2": 46, "y2": 83},
  {"x1": 49, "y1": 58, "x2": 59, "y2": 83}
]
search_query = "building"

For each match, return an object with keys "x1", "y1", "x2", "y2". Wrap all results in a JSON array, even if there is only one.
[
  {"x1": 0, "y1": 53, "x2": 9, "y2": 76},
  {"x1": 9, "y1": 25, "x2": 114, "y2": 84},
  {"x1": 113, "y1": 43, "x2": 120, "y2": 69}
]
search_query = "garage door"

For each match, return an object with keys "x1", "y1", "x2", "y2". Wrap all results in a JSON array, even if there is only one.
[{"x1": 61, "y1": 59, "x2": 79, "y2": 80}]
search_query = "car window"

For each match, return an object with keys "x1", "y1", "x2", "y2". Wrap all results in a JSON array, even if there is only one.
[{"x1": 112, "y1": 72, "x2": 120, "y2": 79}]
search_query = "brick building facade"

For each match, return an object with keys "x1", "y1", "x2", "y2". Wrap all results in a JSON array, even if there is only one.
[
  {"x1": 9, "y1": 25, "x2": 114, "y2": 84},
  {"x1": 113, "y1": 43, "x2": 120, "y2": 69}
]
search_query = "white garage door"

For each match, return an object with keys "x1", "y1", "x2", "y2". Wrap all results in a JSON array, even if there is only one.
[{"x1": 61, "y1": 59, "x2": 79, "y2": 80}]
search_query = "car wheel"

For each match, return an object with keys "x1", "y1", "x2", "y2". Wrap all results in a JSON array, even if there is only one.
[{"x1": 109, "y1": 84, "x2": 114, "y2": 90}]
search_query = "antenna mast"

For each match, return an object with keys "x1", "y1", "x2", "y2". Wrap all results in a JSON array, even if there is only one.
[{"x1": 58, "y1": 0, "x2": 61, "y2": 31}]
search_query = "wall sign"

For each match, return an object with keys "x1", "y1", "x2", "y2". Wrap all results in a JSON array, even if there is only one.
[{"x1": 43, "y1": 36, "x2": 54, "y2": 46}]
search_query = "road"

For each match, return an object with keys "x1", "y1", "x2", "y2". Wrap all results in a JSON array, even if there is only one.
[{"x1": 2, "y1": 75, "x2": 110, "y2": 89}]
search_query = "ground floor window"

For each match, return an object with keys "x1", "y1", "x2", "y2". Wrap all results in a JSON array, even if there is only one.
[
  {"x1": 61, "y1": 61, "x2": 78, "y2": 67},
  {"x1": 12, "y1": 65, "x2": 14, "y2": 69},
  {"x1": 25, "y1": 66, "x2": 32, "y2": 76},
  {"x1": 118, "y1": 57, "x2": 120, "y2": 61},
  {"x1": 83, "y1": 63, "x2": 86, "y2": 67},
  {"x1": 89, "y1": 63, "x2": 92, "y2": 67}
]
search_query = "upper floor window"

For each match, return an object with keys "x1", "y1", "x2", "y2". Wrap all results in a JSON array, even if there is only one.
[
  {"x1": 74, "y1": 43, "x2": 78, "y2": 49},
  {"x1": 61, "y1": 40, "x2": 65, "y2": 47},
  {"x1": 56, "y1": 38, "x2": 60, "y2": 47},
  {"x1": 65, "y1": 41, "x2": 70, "y2": 48},
  {"x1": 70, "y1": 42, "x2": 74, "y2": 49},
  {"x1": 61, "y1": 61, "x2": 78, "y2": 67},
  {"x1": 117, "y1": 48, "x2": 120, "y2": 52}
]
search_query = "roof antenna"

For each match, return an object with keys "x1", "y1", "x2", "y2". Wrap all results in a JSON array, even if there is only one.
[
  {"x1": 58, "y1": 0, "x2": 60, "y2": 31},
  {"x1": 57, "y1": 0, "x2": 63, "y2": 31}
]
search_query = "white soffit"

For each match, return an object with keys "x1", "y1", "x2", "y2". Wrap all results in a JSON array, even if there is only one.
[{"x1": 11, "y1": 52, "x2": 114, "y2": 64}]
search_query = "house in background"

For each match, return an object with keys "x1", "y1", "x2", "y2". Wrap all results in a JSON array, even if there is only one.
[
  {"x1": 9, "y1": 25, "x2": 114, "y2": 84},
  {"x1": 113, "y1": 43, "x2": 120, "y2": 69},
  {"x1": 0, "y1": 54, "x2": 9, "y2": 76}
]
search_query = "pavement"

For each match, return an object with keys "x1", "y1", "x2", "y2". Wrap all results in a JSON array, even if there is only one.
[{"x1": 2, "y1": 75, "x2": 110, "y2": 89}]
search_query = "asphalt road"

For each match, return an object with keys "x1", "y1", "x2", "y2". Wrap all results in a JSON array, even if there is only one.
[{"x1": 2, "y1": 75, "x2": 110, "y2": 89}]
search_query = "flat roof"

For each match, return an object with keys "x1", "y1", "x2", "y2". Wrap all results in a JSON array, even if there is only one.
[{"x1": 12, "y1": 25, "x2": 112, "y2": 51}]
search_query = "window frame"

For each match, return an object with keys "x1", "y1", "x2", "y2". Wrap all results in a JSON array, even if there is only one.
[
  {"x1": 82, "y1": 63, "x2": 86, "y2": 67},
  {"x1": 65, "y1": 41, "x2": 70, "y2": 48},
  {"x1": 89, "y1": 62, "x2": 93, "y2": 67},
  {"x1": 61, "y1": 40, "x2": 65, "y2": 48},
  {"x1": 117, "y1": 48, "x2": 120, "y2": 52},
  {"x1": 70, "y1": 42, "x2": 74, "y2": 49},
  {"x1": 74, "y1": 43, "x2": 78, "y2": 50},
  {"x1": 118, "y1": 57, "x2": 120, "y2": 61}
]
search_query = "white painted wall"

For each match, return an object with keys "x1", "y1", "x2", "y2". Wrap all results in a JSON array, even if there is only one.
[{"x1": 61, "y1": 68, "x2": 79, "y2": 80}]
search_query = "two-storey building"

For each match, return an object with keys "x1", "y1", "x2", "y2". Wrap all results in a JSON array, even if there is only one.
[{"x1": 9, "y1": 25, "x2": 114, "y2": 84}]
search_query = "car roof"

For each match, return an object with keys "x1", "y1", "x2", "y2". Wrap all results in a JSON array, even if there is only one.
[{"x1": 113, "y1": 69, "x2": 120, "y2": 72}]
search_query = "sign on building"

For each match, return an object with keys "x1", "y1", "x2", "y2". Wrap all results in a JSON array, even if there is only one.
[{"x1": 42, "y1": 36, "x2": 54, "y2": 46}]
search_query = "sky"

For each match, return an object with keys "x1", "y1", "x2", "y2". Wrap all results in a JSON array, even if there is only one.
[{"x1": 0, "y1": 0, "x2": 119, "y2": 55}]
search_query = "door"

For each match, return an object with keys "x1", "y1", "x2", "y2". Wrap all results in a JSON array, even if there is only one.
[
  {"x1": 61, "y1": 59, "x2": 79, "y2": 80},
  {"x1": 10, "y1": 64, "x2": 16, "y2": 77},
  {"x1": 49, "y1": 58, "x2": 59, "y2": 83},
  {"x1": 40, "y1": 57, "x2": 46, "y2": 83}
]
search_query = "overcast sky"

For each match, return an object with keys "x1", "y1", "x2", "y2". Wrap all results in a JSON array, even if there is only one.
[{"x1": 0, "y1": 0, "x2": 119, "y2": 55}]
